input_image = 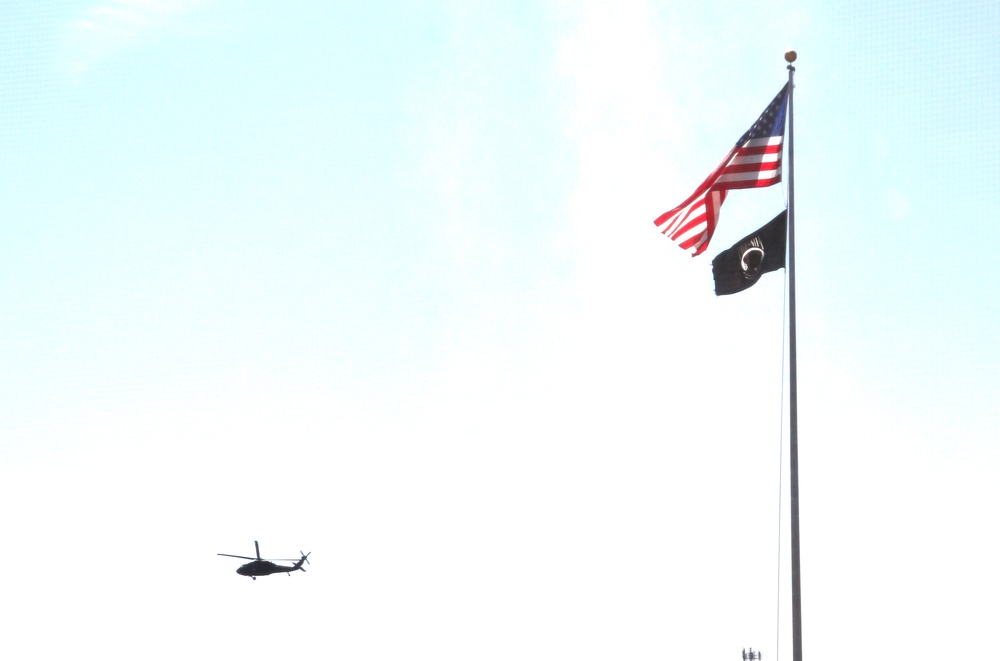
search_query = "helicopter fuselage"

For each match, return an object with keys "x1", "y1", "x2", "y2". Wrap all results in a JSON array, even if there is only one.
[{"x1": 236, "y1": 559, "x2": 303, "y2": 578}]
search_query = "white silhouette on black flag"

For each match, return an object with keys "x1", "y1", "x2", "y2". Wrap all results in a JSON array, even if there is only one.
[{"x1": 711, "y1": 210, "x2": 787, "y2": 296}]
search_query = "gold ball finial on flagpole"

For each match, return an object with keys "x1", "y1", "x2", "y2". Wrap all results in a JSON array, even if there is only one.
[{"x1": 784, "y1": 50, "x2": 797, "y2": 63}]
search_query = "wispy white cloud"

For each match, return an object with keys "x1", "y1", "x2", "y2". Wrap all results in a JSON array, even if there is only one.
[{"x1": 67, "y1": 0, "x2": 207, "y2": 73}]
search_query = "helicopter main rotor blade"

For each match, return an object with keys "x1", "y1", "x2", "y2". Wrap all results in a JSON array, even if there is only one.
[
  {"x1": 218, "y1": 554, "x2": 256, "y2": 560},
  {"x1": 255, "y1": 540, "x2": 261, "y2": 560}
]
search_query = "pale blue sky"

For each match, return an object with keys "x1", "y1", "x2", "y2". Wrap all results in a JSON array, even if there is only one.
[{"x1": 2, "y1": 2, "x2": 998, "y2": 660}]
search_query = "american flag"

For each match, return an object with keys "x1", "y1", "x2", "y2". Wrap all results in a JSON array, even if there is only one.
[{"x1": 655, "y1": 83, "x2": 789, "y2": 256}]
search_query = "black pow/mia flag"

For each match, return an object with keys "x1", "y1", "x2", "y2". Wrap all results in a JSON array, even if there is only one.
[{"x1": 711, "y1": 210, "x2": 787, "y2": 296}]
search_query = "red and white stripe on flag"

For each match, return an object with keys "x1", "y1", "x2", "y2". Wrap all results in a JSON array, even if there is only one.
[{"x1": 655, "y1": 135, "x2": 783, "y2": 256}]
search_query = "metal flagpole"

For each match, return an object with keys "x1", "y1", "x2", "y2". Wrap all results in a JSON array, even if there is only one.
[{"x1": 783, "y1": 50, "x2": 802, "y2": 661}]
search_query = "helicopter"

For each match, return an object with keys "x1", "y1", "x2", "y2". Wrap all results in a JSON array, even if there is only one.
[{"x1": 218, "y1": 540, "x2": 311, "y2": 580}]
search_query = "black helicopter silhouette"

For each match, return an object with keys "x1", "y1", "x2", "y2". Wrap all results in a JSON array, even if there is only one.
[{"x1": 218, "y1": 541, "x2": 311, "y2": 580}]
